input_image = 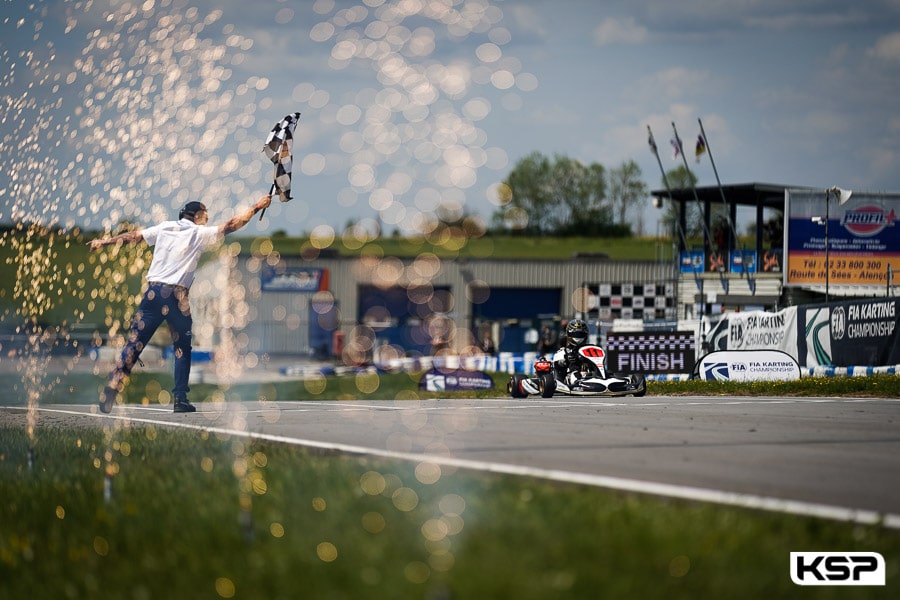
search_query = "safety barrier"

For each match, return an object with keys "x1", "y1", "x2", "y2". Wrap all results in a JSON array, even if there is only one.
[{"x1": 278, "y1": 353, "x2": 900, "y2": 381}]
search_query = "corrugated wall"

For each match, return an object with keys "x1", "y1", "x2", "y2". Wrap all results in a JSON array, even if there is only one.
[{"x1": 193, "y1": 252, "x2": 779, "y2": 356}]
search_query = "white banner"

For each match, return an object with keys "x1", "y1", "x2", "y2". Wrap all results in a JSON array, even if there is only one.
[
  {"x1": 726, "y1": 307, "x2": 799, "y2": 360},
  {"x1": 695, "y1": 349, "x2": 801, "y2": 381}
]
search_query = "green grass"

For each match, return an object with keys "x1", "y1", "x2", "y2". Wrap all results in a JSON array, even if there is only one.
[
  {"x1": 2, "y1": 423, "x2": 898, "y2": 599},
  {"x1": 254, "y1": 233, "x2": 677, "y2": 260},
  {"x1": 3, "y1": 370, "x2": 900, "y2": 597},
  {"x1": 4, "y1": 369, "x2": 900, "y2": 411}
]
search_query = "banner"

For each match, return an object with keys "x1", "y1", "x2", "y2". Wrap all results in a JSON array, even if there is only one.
[
  {"x1": 797, "y1": 300, "x2": 900, "y2": 367},
  {"x1": 679, "y1": 250, "x2": 704, "y2": 274},
  {"x1": 261, "y1": 266, "x2": 329, "y2": 292},
  {"x1": 606, "y1": 331, "x2": 696, "y2": 374},
  {"x1": 725, "y1": 307, "x2": 799, "y2": 358},
  {"x1": 784, "y1": 189, "x2": 900, "y2": 287},
  {"x1": 707, "y1": 301, "x2": 900, "y2": 368},
  {"x1": 730, "y1": 250, "x2": 757, "y2": 274},
  {"x1": 419, "y1": 368, "x2": 494, "y2": 392},
  {"x1": 693, "y1": 350, "x2": 800, "y2": 381}
]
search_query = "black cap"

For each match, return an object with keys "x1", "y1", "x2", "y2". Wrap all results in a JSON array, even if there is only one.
[{"x1": 179, "y1": 201, "x2": 206, "y2": 220}]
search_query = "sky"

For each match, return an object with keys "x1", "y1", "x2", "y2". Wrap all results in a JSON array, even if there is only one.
[{"x1": 2, "y1": 0, "x2": 900, "y2": 239}]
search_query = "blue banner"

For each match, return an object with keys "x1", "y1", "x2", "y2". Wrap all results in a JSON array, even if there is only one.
[{"x1": 418, "y1": 368, "x2": 494, "y2": 392}]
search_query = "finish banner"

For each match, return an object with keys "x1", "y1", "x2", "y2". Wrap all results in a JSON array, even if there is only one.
[{"x1": 606, "y1": 331, "x2": 696, "y2": 374}]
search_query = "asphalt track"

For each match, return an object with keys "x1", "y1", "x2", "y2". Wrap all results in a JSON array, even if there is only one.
[{"x1": 6, "y1": 393, "x2": 900, "y2": 528}]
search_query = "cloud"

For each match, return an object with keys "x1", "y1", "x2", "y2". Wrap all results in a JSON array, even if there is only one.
[
  {"x1": 592, "y1": 17, "x2": 648, "y2": 46},
  {"x1": 625, "y1": 67, "x2": 718, "y2": 104},
  {"x1": 868, "y1": 31, "x2": 900, "y2": 61},
  {"x1": 502, "y1": 5, "x2": 548, "y2": 41},
  {"x1": 743, "y1": 9, "x2": 869, "y2": 30}
]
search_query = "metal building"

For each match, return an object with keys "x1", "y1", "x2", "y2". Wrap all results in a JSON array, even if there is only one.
[{"x1": 191, "y1": 249, "x2": 783, "y2": 360}]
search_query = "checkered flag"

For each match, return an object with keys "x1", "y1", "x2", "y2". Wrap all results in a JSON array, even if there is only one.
[{"x1": 260, "y1": 112, "x2": 301, "y2": 219}]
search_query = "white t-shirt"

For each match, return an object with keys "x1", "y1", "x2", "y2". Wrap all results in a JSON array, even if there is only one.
[{"x1": 142, "y1": 219, "x2": 222, "y2": 288}]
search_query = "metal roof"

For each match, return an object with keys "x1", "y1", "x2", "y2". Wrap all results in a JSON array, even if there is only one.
[{"x1": 650, "y1": 181, "x2": 819, "y2": 210}]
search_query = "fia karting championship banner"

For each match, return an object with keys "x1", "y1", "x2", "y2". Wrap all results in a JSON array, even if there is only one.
[
  {"x1": 694, "y1": 350, "x2": 800, "y2": 381},
  {"x1": 724, "y1": 307, "x2": 799, "y2": 358},
  {"x1": 606, "y1": 331, "x2": 696, "y2": 374},
  {"x1": 419, "y1": 368, "x2": 494, "y2": 392},
  {"x1": 707, "y1": 300, "x2": 900, "y2": 367},
  {"x1": 798, "y1": 299, "x2": 900, "y2": 367},
  {"x1": 784, "y1": 189, "x2": 900, "y2": 287}
]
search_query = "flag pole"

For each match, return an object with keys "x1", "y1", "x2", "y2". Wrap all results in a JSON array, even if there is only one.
[
  {"x1": 648, "y1": 126, "x2": 694, "y2": 296},
  {"x1": 697, "y1": 118, "x2": 754, "y2": 292},
  {"x1": 647, "y1": 125, "x2": 690, "y2": 320},
  {"x1": 647, "y1": 126, "x2": 690, "y2": 253},
  {"x1": 672, "y1": 121, "x2": 727, "y2": 294},
  {"x1": 259, "y1": 183, "x2": 275, "y2": 221}
]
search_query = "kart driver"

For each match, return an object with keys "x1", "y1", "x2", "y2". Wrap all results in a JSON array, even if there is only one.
[{"x1": 553, "y1": 319, "x2": 591, "y2": 385}]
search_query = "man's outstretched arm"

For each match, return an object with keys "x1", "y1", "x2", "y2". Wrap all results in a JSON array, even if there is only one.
[
  {"x1": 221, "y1": 195, "x2": 272, "y2": 235},
  {"x1": 87, "y1": 229, "x2": 145, "y2": 252}
]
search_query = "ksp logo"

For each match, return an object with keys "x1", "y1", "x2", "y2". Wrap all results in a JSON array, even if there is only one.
[{"x1": 790, "y1": 552, "x2": 885, "y2": 586}]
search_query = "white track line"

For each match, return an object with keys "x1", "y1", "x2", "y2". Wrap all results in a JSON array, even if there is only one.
[{"x1": 17, "y1": 405, "x2": 900, "y2": 530}]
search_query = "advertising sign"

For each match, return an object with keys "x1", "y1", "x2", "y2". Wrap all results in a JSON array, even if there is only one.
[
  {"x1": 784, "y1": 189, "x2": 900, "y2": 287},
  {"x1": 725, "y1": 307, "x2": 799, "y2": 358},
  {"x1": 606, "y1": 331, "x2": 696, "y2": 374},
  {"x1": 799, "y1": 300, "x2": 900, "y2": 367},
  {"x1": 679, "y1": 250, "x2": 705, "y2": 274},
  {"x1": 694, "y1": 350, "x2": 800, "y2": 381},
  {"x1": 707, "y1": 300, "x2": 900, "y2": 368},
  {"x1": 261, "y1": 266, "x2": 329, "y2": 292},
  {"x1": 419, "y1": 368, "x2": 494, "y2": 392},
  {"x1": 730, "y1": 250, "x2": 757, "y2": 274}
]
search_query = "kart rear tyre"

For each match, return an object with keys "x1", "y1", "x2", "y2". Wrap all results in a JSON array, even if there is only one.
[
  {"x1": 508, "y1": 373, "x2": 528, "y2": 398},
  {"x1": 631, "y1": 373, "x2": 646, "y2": 397}
]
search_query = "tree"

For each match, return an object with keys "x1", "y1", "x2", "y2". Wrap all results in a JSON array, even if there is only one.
[
  {"x1": 660, "y1": 166, "x2": 701, "y2": 239},
  {"x1": 492, "y1": 151, "x2": 551, "y2": 234},
  {"x1": 607, "y1": 160, "x2": 648, "y2": 234},
  {"x1": 492, "y1": 152, "x2": 617, "y2": 236}
]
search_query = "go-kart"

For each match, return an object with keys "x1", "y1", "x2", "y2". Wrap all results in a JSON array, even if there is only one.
[{"x1": 507, "y1": 344, "x2": 646, "y2": 398}]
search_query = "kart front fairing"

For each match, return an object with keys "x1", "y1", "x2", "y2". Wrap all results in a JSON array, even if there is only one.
[
  {"x1": 509, "y1": 345, "x2": 646, "y2": 398},
  {"x1": 556, "y1": 373, "x2": 646, "y2": 395},
  {"x1": 516, "y1": 372, "x2": 646, "y2": 397}
]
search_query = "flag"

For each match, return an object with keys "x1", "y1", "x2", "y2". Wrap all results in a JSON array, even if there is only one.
[
  {"x1": 695, "y1": 133, "x2": 706, "y2": 162},
  {"x1": 647, "y1": 127, "x2": 658, "y2": 154},
  {"x1": 263, "y1": 111, "x2": 301, "y2": 203},
  {"x1": 670, "y1": 137, "x2": 682, "y2": 160}
]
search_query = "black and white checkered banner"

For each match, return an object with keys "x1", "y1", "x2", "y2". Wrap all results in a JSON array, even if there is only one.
[{"x1": 607, "y1": 331, "x2": 696, "y2": 374}]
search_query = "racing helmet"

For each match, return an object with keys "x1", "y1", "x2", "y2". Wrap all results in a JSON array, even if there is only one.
[{"x1": 565, "y1": 319, "x2": 589, "y2": 348}]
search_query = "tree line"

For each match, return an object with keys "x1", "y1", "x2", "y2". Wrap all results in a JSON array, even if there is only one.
[{"x1": 489, "y1": 151, "x2": 648, "y2": 236}]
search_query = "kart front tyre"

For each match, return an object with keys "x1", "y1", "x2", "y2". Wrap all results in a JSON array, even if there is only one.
[{"x1": 539, "y1": 373, "x2": 556, "y2": 398}]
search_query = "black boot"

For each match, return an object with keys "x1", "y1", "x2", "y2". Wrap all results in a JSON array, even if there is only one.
[{"x1": 173, "y1": 397, "x2": 196, "y2": 413}]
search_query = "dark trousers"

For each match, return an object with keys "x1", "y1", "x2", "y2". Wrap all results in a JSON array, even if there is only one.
[{"x1": 109, "y1": 283, "x2": 193, "y2": 401}]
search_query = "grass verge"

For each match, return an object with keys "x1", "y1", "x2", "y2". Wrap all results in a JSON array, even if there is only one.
[
  {"x1": 3, "y1": 368, "x2": 900, "y2": 409},
  {"x1": 2, "y1": 423, "x2": 898, "y2": 599}
]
